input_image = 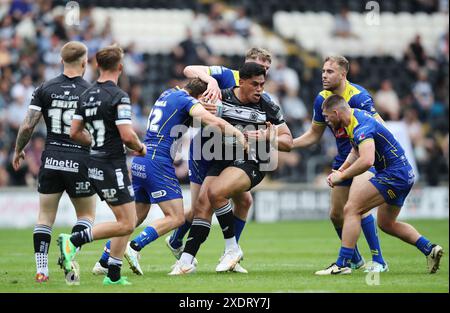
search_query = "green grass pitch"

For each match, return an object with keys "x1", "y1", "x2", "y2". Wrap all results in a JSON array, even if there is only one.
[{"x1": 0, "y1": 219, "x2": 448, "y2": 293}]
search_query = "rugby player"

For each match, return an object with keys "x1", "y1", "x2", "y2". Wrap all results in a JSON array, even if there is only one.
[
  {"x1": 293, "y1": 56, "x2": 387, "y2": 272},
  {"x1": 92, "y1": 78, "x2": 247, "y2": 276},
  {"x1": 170, "y1": 62, "x2": 293, "y2": 275},
  {"x1": 315, "y1": 95, "x2": 444, "y2": 275},
  {"x1": 166, "y1": 48, "x2": 272, "y2": 273},
  {"x1": 57, "y1": 45, "x2": 146, "y2": 285},
  {"x1": 12, "y1": 41, "x2": 96, "y2": 284}
]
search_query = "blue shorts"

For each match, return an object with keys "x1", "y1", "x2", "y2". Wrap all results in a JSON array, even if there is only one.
[
  {"x1": 370, "y1": 165, "x2": 415, "y2": 207},
  {"x1": 131, "y1": 155, "x2": 182, "y2": 204},
  {"x1": 332, "y1": 164, "x2": 377, "y2": 187},
  {"x1": 188, "y1": 140, "x2": 212, "y2": 185}
]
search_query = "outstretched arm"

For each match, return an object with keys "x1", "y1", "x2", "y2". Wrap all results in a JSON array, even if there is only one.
[{"x1": 292, "y1": 123, "x2": 326, "y2": 149}]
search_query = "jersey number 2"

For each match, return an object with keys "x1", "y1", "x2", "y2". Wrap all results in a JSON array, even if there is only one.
[{"x1": 147, "y1": 108, "x2": 162, "y2": 132}]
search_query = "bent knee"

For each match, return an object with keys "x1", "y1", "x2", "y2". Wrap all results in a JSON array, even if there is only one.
[
  {"x1": 169, "y1": 212, "x2": 185, "y2": 229},
  {"x1": 343, "y1": 202, "x2": 359, "y2": 216},
  {"x1": 234, "y1": 193, "x2": 253, "y2": 212},
  {"x1": 378, "y1": 220, "x2": 394, "y2": 234},
  {"x1": 329, "y1": 209, "x2": 343, "y2": 224},
  {"x1": 207, "y1": 186, "x2": 225, "y2": 206}
]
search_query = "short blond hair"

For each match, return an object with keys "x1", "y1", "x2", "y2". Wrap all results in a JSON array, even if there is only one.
[
  {"x1": 245, "y1": 47, "x2": 272, "y2": 64},
  {"x1": 61, "y1": 41, "x2": 87, "y2": 65},
  {"x1": 324, "y1": 56, "x2": 349, "y2": 74}
]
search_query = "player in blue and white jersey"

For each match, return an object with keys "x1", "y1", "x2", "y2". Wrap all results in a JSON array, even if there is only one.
[
  {"x1": 293, "y1": 56, "x2": 387, "y2": 272},
  {"x1": 166, "y1": 48, "x2": 272, "y2": 273},
  {"x1": 315, "y1": 95, "x2": 444, "y2": 275},
  {"x1": 92, "y1": 78, "x2": 246, "y2": 275}
]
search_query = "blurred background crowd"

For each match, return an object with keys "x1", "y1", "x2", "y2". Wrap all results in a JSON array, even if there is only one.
[{"x1": 0, "y1": 0, "x2": 448, "y2": 188}]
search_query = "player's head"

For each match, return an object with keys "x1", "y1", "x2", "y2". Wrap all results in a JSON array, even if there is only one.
[
  {"x1": 245, "y1": 47, "x2": 272, "y2": 74},
  {"x1": 184, "y1": 78, "x2": 208, "y2": 99},
  {"x1": 321, "y1": 94, "x2": 350, "y2": 130},
  {"x1": 239, "y1": 62, "x2": 266, "y2": 103},
  {"x1": 60, "y1": 41, "x2": 88, "y2": 75},
  {"x1": 95, "y1": 44, "x2": 124, "y2": 74},
  {"x1": 322, "y1": 56, "x2": 349, "y2": 91}
]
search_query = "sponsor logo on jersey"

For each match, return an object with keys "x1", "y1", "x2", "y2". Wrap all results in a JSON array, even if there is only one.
[
  {"x1": 88, "y1": 168, "x2": 104, "y2": 180},
  {"x1": 121, "y1": 97, "x2": 131, "y2": 104},
  {"x1": 61, "y1": 84, "x2": 76, "y2": 89},
  {"x1": 75, "y1": 181, "x2": 91, "y2": 193},
  {"x1": 151, "y1": 190, "x2": 167, "y2": 199},
  {"x1": 131, "y1": 163, "x2": 146, "y2": 179},
  {"x1": 51, "y1": 93, "x2": 79, "y2": 101},
  {"x1": 209, "y1": 66, "x2": 223, "y2": 75},
  {"x1": 117, "y1": 104, "x2": 132, "y2": 119},
  {"x1": 101, "y1": 188, "x2": 117, "y2": 201},
  {"x1": 44, "y1": 157, "x2": 79, "y2": 172},
  {"x1": 334, "y1": 128, "x2": 349, "y2": 138}
]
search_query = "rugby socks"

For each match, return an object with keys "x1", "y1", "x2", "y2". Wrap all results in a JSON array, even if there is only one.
[
  {"x1": 107, "y1": 256, "x2": 122, "y2": 282},
  {"x1": 336, "y1": 246, "x2": 354, "y2": 268},
  {"x1": 70, "y1": 227, "x2": 93, "y2": 248},
  {"x1": 169, "y1": 220, "x2": 192, "y2": 249},
  {"x1": 183, "y1": 218, "x2": 211, "y2": 261},
  {"x1": 361, "y1": 214, "x2": 386, "y2": 265},
  {"x1": 34, "y1": 224, "x2": 52, "y2": 276},
  {"x1": 234, "y1": 215, "x2": 246, "y2": 243},
  {"x1": 71, "y1": 218, "x2": 93, "y2": 251},
  {"x1": 71, "y1": 218, "x2": 93, "y2": 234},
  {"x1": 415, "y1": 236, "x2": 433, "y2": 256},
  {"x1": 99, "y1": 240, "x2": 111, "y2": 268},
  {"x1": 130, "y1": 226, "x2": 159, "y2": 251},
  {"x1": 215, "y1": 201, "x2": 235, "y2": 239},
  {"x1": 335, "y1": 227, "x2": 363, "y2": 264}
]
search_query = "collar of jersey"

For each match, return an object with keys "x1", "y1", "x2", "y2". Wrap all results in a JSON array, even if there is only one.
[
  {"x1": 344, "y1": 109, "x2": 359, "y2": 139},
  {"x1": 320, "y1": 80, "x2": 361, "y2": 102}
]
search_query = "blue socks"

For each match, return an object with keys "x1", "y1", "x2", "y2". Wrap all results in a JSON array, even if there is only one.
[
  {"x1": 131, "y1": 226, "x2": 159, "y2": 251},
  {"x1": 415, "y1": 236, "x2": 433, "y2": 256},
  {"x1": 168, "y1": 215, "x2": 247, "y2": 248},
  {"x1": 169, "y1": 221, "x2": 192, "y2": 249},
  {"x1": 99, "y1": 240, "x2": 111, "y2": 267},
  {"x1": 335, "y1": 227, "x2": 363, "y2": 264},
  {"x1": 234, "y1": 216, "x2": 246, "y2": 243},
  {"x1": 361, "y1": 214, "x2": 385, "y2": 265},
  {"x1": 337, "y1": 247, "x2": 354, "y2": 268}
]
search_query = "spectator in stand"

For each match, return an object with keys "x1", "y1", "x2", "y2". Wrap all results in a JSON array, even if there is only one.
[
  {"x1": 404, "y1": 34, "x2": 427, "y2": 75},
  {"x1": 232, "y1": 6, "x2": 252, "y2": 38},
  {"x1": 413, "y1": 69, "x2": 435, "y2": 115},
  {"x1": 374, "y1": 79, "x2": 401, "y2": 121},
  {"x1": 332, "y1": 7, "x2": 357, "y2": 38}
]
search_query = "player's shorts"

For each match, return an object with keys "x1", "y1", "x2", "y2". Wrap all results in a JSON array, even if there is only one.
[
  {"x1": 206, "y1": 159, "x2": 265, "y2": 191},
  {"x1": 38, "y1": 149, "x2": 95, "y2": 198},
  {"x1": 88, "y1": 156, "x2": 134, "y2": 206},
  {"x1": 333, "y1": 163, "x2": 377, "y2": 187},
  {"x1": 131, "y1": 155, "x2": 182, "y2": 204},
  {"x1": 188, "y1": 157, "x2": 211, "y2": 185},
  {"x1": 369, "y1": 164, "x2": 415, "y2": 207},
  {"x1": 188, "y1": 138, "x2": 212, "y2": 185}
]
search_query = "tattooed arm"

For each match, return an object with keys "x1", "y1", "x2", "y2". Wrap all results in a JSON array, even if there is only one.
[{"x1": 12, "y1": 109, "x2": 42, "y2": 171}]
